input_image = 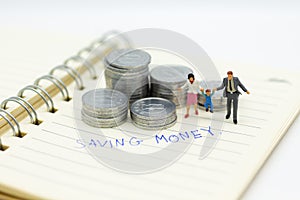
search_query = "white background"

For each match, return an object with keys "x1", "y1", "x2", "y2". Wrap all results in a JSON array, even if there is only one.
[{"x1": 0, "y1": 1, "x2": 299, "y2": 199}]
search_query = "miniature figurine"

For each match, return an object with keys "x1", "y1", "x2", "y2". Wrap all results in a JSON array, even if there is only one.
[
  {"x1": 200, "y1": 88, "x2": 214, "y2": 113},
  {"x1": 185, "y1": 73, "x2": 202, "y2": 118},
  {"x1": 214, "y1": 71, "x2": 250, "y2": 124}
]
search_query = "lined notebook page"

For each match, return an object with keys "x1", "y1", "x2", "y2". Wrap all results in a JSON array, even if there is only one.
[
  {"x1": 0, "y1": 59, "x2": 299, "y2": 200},
  {"x1": 0, "y1": 28, "x2": 89, "y2": 102}
]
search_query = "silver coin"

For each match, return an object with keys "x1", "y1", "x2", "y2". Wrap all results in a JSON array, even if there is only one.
[
  {"x1": 107, "y1": 77, "x2": 149, "y2": 87},
  {"x1": 149, "y1": 65, "x2": 193, "y2": 108},
  {"x1": 81, "y1": 110, "x2": 127, "y2": 128},
  {"x1": 104, "y1": 49, "x2": 151, "y2": 103},
  {"x1": 150, "y1": 65, "x2": 193, "y2": 85},
  {"x1": 81, "y1": 89, "x2": 129, "y2": 128},
  {"x1": 130, "y1": 97, "x2": 176, "y2": 119},
  {"x1": 149, "y1": 96, "x2": 186, "y2": 108},
  {"x1": 82, "y1": 109, "x2": 127, "y2": 122},
  {"x1": 130, "y1": 111, "x2": 176, "y2": 122},
  {"x1": 106, "y1": 79, "x2": 149, "y2": 100},
  {"x1": 150, "y1": 93, "x2": 186, "y2": 100},
  {"x1": 82, "y1": 106, "x2": 128, "y2": 118},
  {"x1": 150, "y1": 93, "x2": 186, "y2": 102},
  {"x1": 131, "y1": 113, "x2": 177, "y2": 125},
  {"x1": 172, "y1": 65, "x2": 193, "y2": 78},
  {"x1": 105, "y1": 49, "x2": 151, "y2": 69},
  {"x1": 151, "y1": 85, "x2": 188, "y2": 96},
  {"x1": 104, "y1": 60, "x2": 149, "y2": 74},
  {"x1": 105, "y1": 67, "x2": 149, "y2": 79},
  {"x1": 82, "y1": 88, "x2": 128, "y2": 112},
  {"x1": 132, "y1": 117, "x2": 177, "y2": 130}
]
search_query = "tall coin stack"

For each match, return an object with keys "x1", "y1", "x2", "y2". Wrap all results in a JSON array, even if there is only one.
[
  {"x1": 198, "y1": 81, "x2": 226, "y2": 111},
  {"x1": 150, "y1": 65, "x2": 193, "y2": 107},
  {"x1": 130, "y1": 97, "x2": 177, "y2": 130},
  {"x1": 81, "y1": 89, "x2": 128, "y2": 128},
  {"x1": 104, "y1": 49, "x2": 151, "y2": 104}
]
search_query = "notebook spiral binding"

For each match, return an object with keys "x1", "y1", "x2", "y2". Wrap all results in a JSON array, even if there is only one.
[{"x1": 0, "y1": 30, "x2": 130, "y2": 150}]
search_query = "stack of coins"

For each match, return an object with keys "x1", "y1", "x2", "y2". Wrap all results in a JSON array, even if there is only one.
[
  {"x1": 104, "y1": 49, "x2": 151, "y2": 104},
  {"x1": 198, "y1": 80, "x2": 226, "y2": 111},
  {"x1": 81, "y1": 89, "x2": 128, "y2": 128},
  {"x1": 150, "y1": 65, "x2": 193, "y2": 107},
  {"x1": 130, "y1": 97, "x2": 177, "y2": 130}
]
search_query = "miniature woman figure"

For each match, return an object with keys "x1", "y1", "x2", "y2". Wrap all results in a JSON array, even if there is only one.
[{"x1": 185, "y1": 73, "x2": 202, "y2": 118}]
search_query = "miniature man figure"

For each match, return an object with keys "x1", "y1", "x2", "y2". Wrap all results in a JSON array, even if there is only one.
[
  {"x1": 185, "y1": 73, "x2": 202, "y2": 118},
  {"x1": 200, "y1": 88, "x2": 215, "y2": 113},
  {"x1": 214, "y1": 71, "x2": 250, "y2": 124}
]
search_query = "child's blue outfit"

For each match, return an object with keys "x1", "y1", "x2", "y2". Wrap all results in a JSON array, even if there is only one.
[{"x1": 200, "y1": 91, "x2": 215, "y2": 112}]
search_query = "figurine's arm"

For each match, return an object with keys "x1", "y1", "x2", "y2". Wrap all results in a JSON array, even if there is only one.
[
  {"x1": 199, "y1": 88, "x2": 205, "y2": 96},
  {"x1": 214, "y1": 78, "x2": 226, "y2": 91},
  {"x1": 237, "y1": 78, "x2": 248, "y2": 92}
]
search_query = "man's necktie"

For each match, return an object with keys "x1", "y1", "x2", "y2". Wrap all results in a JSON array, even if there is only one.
[{"x1": 229, "y1": 79, "x2": 233, "y2": 91}]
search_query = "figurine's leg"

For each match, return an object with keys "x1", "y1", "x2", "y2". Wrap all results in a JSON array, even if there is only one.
[
  {"x1": 186, "y1": 105, "x2": 190, "y2": 115},
  {"x1": 210, "y1": 103, "x2": 214, "y2": 113},
  {"x1": 204, "y1": 102, "x2": 209, "y2": 112},
  {"x1": 233, "y1": 94, "x2": 239, "y2": 120},
  {"x1": 185, "y1": 93, "x2": 191, "y2": 118},
  {"x1": 227, "y1": 95, "x2": 232, "y2": 116},
  {"x1": 194, "y1": 104, "x2": 198, "y2": 115}
]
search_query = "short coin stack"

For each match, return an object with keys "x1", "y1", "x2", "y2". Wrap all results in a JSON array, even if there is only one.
[
  {"x1": 198, "y1": 81, "x2": 226, "y2": 111},
  {"x1": 150, "y1": 65, "x2": 193, "y2": 107},
  {"x1": 104, "y1": 49, "x2": 151, "y2": 104},
  {"x1": 81, "y1": 89, "x2": 128, "y2": 128},
  {"x1": 130, "y1": 97, "x2": 177, "y2": 130}
]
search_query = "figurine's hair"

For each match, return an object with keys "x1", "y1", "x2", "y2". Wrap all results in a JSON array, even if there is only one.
[
  {"x1": 188, "y1": 73, "x2": 194, "y2": 80},
  {"x1": 206, "y1": 89, "x2": 211, "y2": 93},
  {"x1": 227, "y1": 71, "x2": 233, "y2": 75}
]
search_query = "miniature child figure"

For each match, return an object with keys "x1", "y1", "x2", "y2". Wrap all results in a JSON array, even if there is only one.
[
  {"x1": 200, "y1": 88, "x2": 214, "y2": 113},
  {"x1": 185, "y1": 73, "x2": 202, "y2": 118}
]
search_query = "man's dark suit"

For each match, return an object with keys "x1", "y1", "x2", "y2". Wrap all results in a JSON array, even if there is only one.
[{"x1": 217, "y1": 77, "x2": 248, "y2": 121}]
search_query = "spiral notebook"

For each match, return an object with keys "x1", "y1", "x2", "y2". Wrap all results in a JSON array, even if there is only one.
[{"x1": 0, "y1": 30, "x2": 300, "y2": 200}]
